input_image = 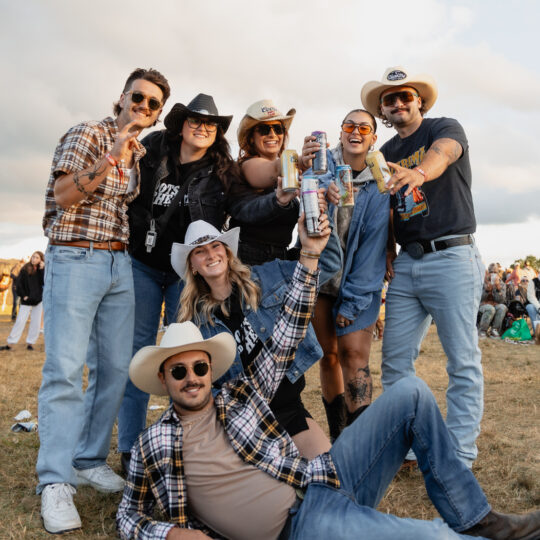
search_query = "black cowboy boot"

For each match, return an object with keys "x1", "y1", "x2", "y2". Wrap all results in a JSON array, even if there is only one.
[
  {"x1": 322, "y1": 394, "x2": 347, "y2": 443},
  {"x1": 346, "y1": 404, "x2": 369, "y2": 427}
]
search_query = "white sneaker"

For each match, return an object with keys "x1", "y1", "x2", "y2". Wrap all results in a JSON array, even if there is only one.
[
  {"x1": 41, "y1": 483, "x2": 82, "y2": 534},
  {"x1": 490, "y1": 329, "x2": 500, "y2": 338},
  {"x1": 75, "y1": 464, "x2": 125, "y2": 493},
  {"x1": 478, "y1": 330, "x2": 487, "y2": 339}
]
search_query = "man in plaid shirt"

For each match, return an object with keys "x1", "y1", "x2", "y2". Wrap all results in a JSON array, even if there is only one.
[
  {"x1": 117, "y1": 218, "x2": 539, "y2": 540},
  {"x1": 37, "y1": 68, "x2": 170, "y2": 534}
]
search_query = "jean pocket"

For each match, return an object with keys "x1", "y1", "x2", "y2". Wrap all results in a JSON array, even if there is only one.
[{"x1": 53, "y1": 247, "x2": 89, "y2": 262}]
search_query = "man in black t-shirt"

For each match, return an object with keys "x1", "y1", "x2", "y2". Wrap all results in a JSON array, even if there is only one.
[{"x1": 361, "y1": 67, "x2": 484, "y2": 467}]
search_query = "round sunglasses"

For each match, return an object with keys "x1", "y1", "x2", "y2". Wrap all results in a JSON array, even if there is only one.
[
  {"x1": 167, "y1": 361, "x2": 210, "y2": 380},
  {"x1": 341, "y1": 122, "x2": 373, "y2": 135},
  {"x1": 126, "y1": 91, "x2": 162, "y2": 111}
]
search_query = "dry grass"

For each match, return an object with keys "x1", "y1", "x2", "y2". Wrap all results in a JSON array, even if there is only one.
[{"x1": 0, "y1": 312, "x2": 538, "y2": 538}]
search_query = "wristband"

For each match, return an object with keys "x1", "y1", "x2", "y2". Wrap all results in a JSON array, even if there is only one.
[
  {"x1": 414, "y1": 167, "x2": 427, "y2": 182},
  {"x1": 105, "y1": 153, "x2": 118, "y2": 167},
  {"x1": 300, "y1": 249, "x2": 321, "y2": 259}
]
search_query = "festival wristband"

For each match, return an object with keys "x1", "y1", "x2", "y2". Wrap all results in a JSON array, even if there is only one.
[
  {"x1": 300, "y1": 250, "x2": 321, "y2": 259},
  {"x1": 105, "y1": 153, "x2": 118, "y2": 167},
  {"x1": 414, "y1": 167, "x2": 427, "y2": 182}
]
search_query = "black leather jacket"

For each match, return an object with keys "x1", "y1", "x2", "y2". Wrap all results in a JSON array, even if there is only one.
[{"x1": 128, "y1": 130, "x2": 228, "y2": 271}]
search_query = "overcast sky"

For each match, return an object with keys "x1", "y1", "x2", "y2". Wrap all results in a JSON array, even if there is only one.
[{"x1": 1, "y1": 0, "x2": 538, "y2": 266}]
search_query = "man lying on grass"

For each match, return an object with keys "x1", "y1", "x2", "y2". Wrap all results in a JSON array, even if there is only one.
[{"x1": 117, "y1": 214, "x2": 540, "y2": 540}]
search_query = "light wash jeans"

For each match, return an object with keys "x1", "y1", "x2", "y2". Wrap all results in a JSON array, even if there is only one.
[
  {"x1": 117, "y1": 257, "x2": 181, "y2": 453},
  {"x1": 525, "y1": 303, "x2": 540, "y2": 330},
  {"x1": 382, "y1": 244, "x2": 484, "y2": 466},
  {"x1": 289, "y1": 377, "x2": 489, "y2": 539},
  {"x1": 36, "y1": 245, "x2": 134, "y2": 492}
]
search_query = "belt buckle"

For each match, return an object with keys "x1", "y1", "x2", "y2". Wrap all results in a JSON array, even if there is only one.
[{"x1": 407, "y1": 242, "x2": 424, "y2": 259}]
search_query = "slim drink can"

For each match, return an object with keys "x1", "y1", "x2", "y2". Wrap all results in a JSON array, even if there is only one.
[
  {"x1": 366, "y1": 151, "x2": 392, "y2": 193},
  {"x1": 312, "y1": 131, "x2": 327, "y2": 174},
  {"x1": 280, "y1": 150, "x2": 300, "y2": 192},
  {"x1": 301, "y1": 176, "x2": 321, "y2": 236},
  {"x1": 335, "y1": 165, "x2": 354, "y2": 207}
]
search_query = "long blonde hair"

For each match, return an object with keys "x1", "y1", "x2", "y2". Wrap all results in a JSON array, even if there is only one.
[{"x1": 178, "y1": 245, "x2": 261, "y2": 326}]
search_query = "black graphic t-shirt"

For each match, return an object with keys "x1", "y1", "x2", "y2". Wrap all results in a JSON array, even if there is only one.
[
  {"x1": 381, "y1": 117, "x2": 476, "y2": 246},
  {"x1": 214, "y1": 286, "x2": 306, "y2": 415}
]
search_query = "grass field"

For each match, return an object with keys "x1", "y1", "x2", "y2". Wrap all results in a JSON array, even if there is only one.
[{"x1": 0, "y1": 312, "x2": 538, "y2": 538}]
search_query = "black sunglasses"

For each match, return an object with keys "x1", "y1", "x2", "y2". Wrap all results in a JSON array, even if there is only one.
[
  {"x1": 255, "y1": 123, "x2": 285, "y2": 136},
  {"x1": 127, "y1": 91, "x2": 162, "y2": 111},
  {"x1": 168, "y1": 361, "x2": 210, "y2": 380},
  {"x1": 187, "y1": 117, "x2": 219, "y2": 132},
  {"x1": 380, "y1": 90, "x2": 419, "y2": 107}
]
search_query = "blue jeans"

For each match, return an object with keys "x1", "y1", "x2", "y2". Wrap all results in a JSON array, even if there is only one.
[
  {"x1": 117, "y1": 257, "x2": 181, "y2": 453},
  {"x1": 526, "y1": 303, "x2": 539, "y2": 329},
  {"x1": 36, "y1": 245, "x2": 134, "y2": 492},
  {"x1": 381, "y1": 244, "x2": 484, "y2": 465},
  {"x1": 289, "y1": 377, "x2": 490, "y2": 539}
]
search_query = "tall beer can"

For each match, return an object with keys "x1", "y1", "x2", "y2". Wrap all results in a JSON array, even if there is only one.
[
  {"x1": 366, "y1": 151, "x2": 392, "y2": 193},
  {"x1": 301, "y1": 175, "x2": 321, "y2": 236},
  {"x1": 335, "y1": 165, "x2": 355, "y2": 207},
  {"x1": 312, "y1": 131, "x2": 328, "y2": 174},
  {"x1": 280, "y1": 150, "x2": 300, "y2": 192}
]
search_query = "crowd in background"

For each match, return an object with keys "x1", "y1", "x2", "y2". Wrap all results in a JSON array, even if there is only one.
[{"x1": 477, "y1": 260, "x2": 540, "y2": 342}]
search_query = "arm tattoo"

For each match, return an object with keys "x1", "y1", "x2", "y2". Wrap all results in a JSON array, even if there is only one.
[
  {"x1": 72, "y1": 162, "x2": 107, "y2": 196},
  {"x1": 346, "y1": 366, "x2": 372, "y2": 405}
]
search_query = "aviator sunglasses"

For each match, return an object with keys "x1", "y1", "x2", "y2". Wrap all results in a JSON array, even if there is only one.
[
  {"x1": 341, "y1": 122, "x2": 373, "y2": 135},
  {"x1": 380, "y1": 90, "x2": 419, "y2": 107},
  {"x1": 168, "y1": 361, "x2": 210, "y2": 380},
  {"x1": 255, "y1": 123, "x2": 285, "y2": 136},
  {"x1": 126, "y1": 91, "x2": 162, "y2": 111},
  {"x1": 187, "y1": 117, "x2": 219, "y2": 132}
]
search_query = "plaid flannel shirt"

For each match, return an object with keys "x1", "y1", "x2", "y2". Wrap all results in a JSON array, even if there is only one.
[
  {"x1": 117, "y1": 263, "x2": 340, "y2": 540},
  {"x1": 43, "y1": 117, "x2": 145, "y2": 243}
]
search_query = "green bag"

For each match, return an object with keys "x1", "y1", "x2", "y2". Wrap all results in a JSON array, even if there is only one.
[{"x1": 501, "y1": 318, "x2": 532, "y2": 341}]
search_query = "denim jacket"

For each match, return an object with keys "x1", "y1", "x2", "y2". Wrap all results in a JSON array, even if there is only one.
[
  {"x1": 196, "y1": 259, "x2": 323, "y2": 385},
  {"x1": 308, "y1": 150, "x2": 389, "y2": 323}
]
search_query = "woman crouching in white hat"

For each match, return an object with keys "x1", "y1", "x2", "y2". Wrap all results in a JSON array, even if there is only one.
[
  {"x1": 171, "y1": 213, "x2": 332, "y2": 459},
  {"x1": 227, "y1": 99, "x2": 301, "y2": 266}
]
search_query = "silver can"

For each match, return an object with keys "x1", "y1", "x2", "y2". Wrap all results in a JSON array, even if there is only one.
[
  {"x1": 312, "y1": 131, "x2": 327, "y2": 174},
  {"x1": 301, "y1": 175, "x2": 321, "y2": 236}
]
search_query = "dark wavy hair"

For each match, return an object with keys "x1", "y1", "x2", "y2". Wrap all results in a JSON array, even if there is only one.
[
  {"x1": 167, "y1": 123, "x2": 240, "y2": 192},
  {"x1": 113, "y1": 68, "x2": 170, "y2": 116},
  {"x1": 376, "y1": 87, "x2": 426, "y2": 128}
]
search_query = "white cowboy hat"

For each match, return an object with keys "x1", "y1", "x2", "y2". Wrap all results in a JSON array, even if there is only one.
[
  {"x1": 129, "y1": 321, "x2": 237, "y2": 395},
  {"x1": 361, "y1": 66, "x2": 438, "y2": 119},
  {"x1": 237, "y1": 99, "x2": 296, "y2": 146},
  {"x1": 170, "y1": 220, "x2": 240, "y2": 278}
]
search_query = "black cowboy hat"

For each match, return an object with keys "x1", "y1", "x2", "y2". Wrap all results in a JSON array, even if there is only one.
[{"x1": 164, "y1": 93, "x2": 233, "y2": 134}]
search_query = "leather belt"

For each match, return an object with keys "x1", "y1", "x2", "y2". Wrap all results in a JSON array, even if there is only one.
[
  {"x1": 404, "y1": 235, "x2": 473, "y2": 260},
  {"x1": 50, "y1": 240, "x2": 127, "y2": 251}
]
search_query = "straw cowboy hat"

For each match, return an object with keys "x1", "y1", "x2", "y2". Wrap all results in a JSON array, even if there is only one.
[
  {"x1": 164, "y1": 93, "x2": 233, "y2": 134},
  {"x1": 170, "y1": 220, "x2": 240, "y2": 279},
  {"x1": 361, "y1": 66, "x2": 438, "y2": 118},
  {"x1": 129, "y1": 322, "x2": 237, "y2": 395},
  {"x1": 237, "y1": 99, "x2": 296, "y2": 145}
]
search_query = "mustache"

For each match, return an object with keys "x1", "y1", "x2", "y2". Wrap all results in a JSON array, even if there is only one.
[{"x1": 182, "y1": 382, "x2": 203, "y2": 390}]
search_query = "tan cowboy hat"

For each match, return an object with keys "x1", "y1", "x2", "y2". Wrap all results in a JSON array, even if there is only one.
[
  {"x1": 129, "y1": 322, "x2": 237, "y2": 395},
  {"x1": 170, "y1": 220, "x2": 240, "y2": 279},
  {"x1": 237, "y1": 99, "x2": 296, "y2": 145},
  {"x1": 361, "y1": 66, "x2": 438, "y2": 118}
]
